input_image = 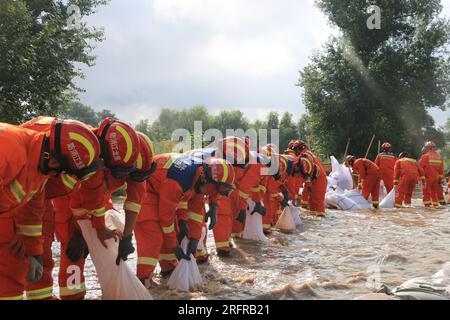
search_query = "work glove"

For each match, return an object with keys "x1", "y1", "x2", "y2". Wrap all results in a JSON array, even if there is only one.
[
  {"x1": 177, "y1": 220, "x2": 189, "y2": 243},
  {"x1": 116, "y1": 233, "x2": 135, "y2": 265},
  {"x1": 186, "y1": 238, "x2": 199, "y2": 257},
  {"x1": 66, "y1": 230, "x2": 89, "y2": 262},
  {"x1": 206, "y1": 203, "x2": 218, "y2": 230},
  {"x1": 235, "y1": 210, "x2": 246, "y2": 223},
  {"x1": 27, "y1": 256, "x2": 43, "y2": 283},
  {"x1": 173, "y1": 246, "x2": 191, "y2": 261},
  {"x1": 280, "y1": 190, "x2": 289, "y2": 208},
  {"x1": 252, "y1": 202, "x2": 266, "y2": 216}
]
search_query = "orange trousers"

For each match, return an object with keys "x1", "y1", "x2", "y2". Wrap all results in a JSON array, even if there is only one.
[
  {"x1": 381, "y1": 171, "x2": 394, "y2": 193},
  {"x1": 195, "y1": 222, "x2": 209, "y2": 262},
  {"x1": 262, "y1": 194, "x2": 281, "y2": 233},
  {"x1": 395, "y1": 175, "x2": 417, "y2": 207},
  {"x1": 54, "y1": 203, "x2": 87, "y2": 300},
  {"x1": 301, "y1": 183, "x2": 310, "y2": 209},
  {"x1": 308, "y1": 174, "x2": 327, "y2": 213},
  {"x1": 422, "y1": 176, "x2": 441, "y2": 207},
  {"x1": 134, "y1": 219, "x2": 177, "y2": 280},
  {"x1": 25, "y1": 199, "x2": 55, "y2": 300},
  {"x1": 0, "y1": 216, "x2": 30, "y2": 300},
  {"x1": 213, "y1": 196, "x2": 234, "y2": 253},
  {"x1": 361, "y1": 173, "x2": 381, "y2": 206}
]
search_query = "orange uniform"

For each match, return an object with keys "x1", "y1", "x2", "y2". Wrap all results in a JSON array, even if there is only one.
[
  {"x1": 135, "y1": 154, "x2": 206, "y2": 279},
  {"x1": 299, "y1": 150, "x2": 324, "y2": 209},
  {"x1": 0, "y1": 123, "x2": 49, "y2": 300},
  {"x1": 352, "y1": 158, "x2": 381, "y2": 206},
  {"x1": 375, "y1": 152, "x2": 397, "y2": 192},
  {"x1": 54, "y1": 168, "x2": 144, "y2": 299},
  {"x1": 262, "y1": 175, "x2": 283, "y2": 232},
  {"x1": 393, "y1": 158, "x2": 425, "y2": 207},
  {"x1": 419, "y1": 151, "x2": 445, "y2": 206}
]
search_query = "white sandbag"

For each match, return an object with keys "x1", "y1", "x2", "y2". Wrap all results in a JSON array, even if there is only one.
[
  {"x1": 330, "y1": 156, "x2": 354, "y2": 191},
  {"x1": 379, "y1": 188, "x2": 395, "y2": 209},
  {"x1": 197, "y1": 224, "x2": 207, "y2": 252},
  {"x1": 343, "y1": 189, "x2": 371, "y2": 210},
  {"x1": 379, "y1": 181, "x2": 387, "y2": 200},
  {"x1": 335, "y1": 193, "x2": 361, "y2": 210},
  {"x1": 243, "y1": 199, "x2": 269, "y2": 243},
  {"x1": 167, "y1": 237, "x2": 202, "y2": 292},
  {"x1": 275, "y1": 206, "x2": 296, "y2": 233},
  {"x1": 78, "y1": 210, "x2": 152, "y2": 300},
  {"x1": 325, "y1": 190, "x2": 339, "y2": 209},
  {"x1": 288, "y1": 203, "x2": 302, "y2": 226}
]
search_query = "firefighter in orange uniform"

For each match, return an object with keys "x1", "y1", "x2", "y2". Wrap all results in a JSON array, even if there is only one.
[
  {"x1": 135, "y1": 154, "x2": 235, "y2": 283},
  {"x1": 55, "y1": 119, "x2": 151, "y2": 300},
  {"x1": 0, "y1": 119, "x2": 101, "y2": 300},
  {"x1": 393, "y1": 152, "x2": 425, "y2": 208},
  {"x1": 375, "y1": 142, "x2": 397, "y2": 193},
  {"x1": 345, "y1": 155, "x2": 381, "y2": 209},
  {"x1": 419, "y1": 141, "x2": 445, "y2": 207},
  {"x1": 297, "y1": 153, "x2": 327, "y2": 215}
]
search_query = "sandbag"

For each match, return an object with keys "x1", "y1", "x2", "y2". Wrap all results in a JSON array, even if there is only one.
[
  {"x1": 379, "y1": 188, "x2": 395, "y2": 209},
  {"x1": 243, "y1": 199, "x2": 269, "y2": 243},
  {"x1": 335, "y1": 193, "x2": 360, "y2": 210},
  {"x1": 343, "y1": 189, "x2": 371, "y2": 210},
  {"x1": 167, "y1": 237, "x2": 203, "y2": 292},
  {"x1": 325, "y1": 190, "x2": 339, "y2": 209},
  {"x1": 288, "y1": 203, "x2": 302, "y2": 226},
  {"x1": 330, "y1": 156, "x2": 353, "y2": 191},
  {"x1": 78, "y1": 210, "x2": 152, "y2": 300},
  {"x1": 275, "y1": 206, "x2": 296, "y2": 233}
]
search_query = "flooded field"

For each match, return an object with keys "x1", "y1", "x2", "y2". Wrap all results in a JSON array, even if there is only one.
[{"x1": 50, "y1": 197, "x2": 450, "y2": 300}]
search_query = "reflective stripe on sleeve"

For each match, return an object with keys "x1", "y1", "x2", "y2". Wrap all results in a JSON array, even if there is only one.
[
  {"x1": 188, "y1": 211, "x2": 203, "y2": 223},
  {"x1": 16, "y1": 224, "x2": 42, "y2": 237},
  {"x1": 26, "y1": 286, "x2": 53, "y2": 300},
  {"x1": 162, "y1": 223, "x2": 175, "y2": 234},
  {"x1": 137, "y1": 257, "x2": 158, "y2": 266},
  {"x1": 123, "y1": 201, "x2": 141, "y2": 213}
]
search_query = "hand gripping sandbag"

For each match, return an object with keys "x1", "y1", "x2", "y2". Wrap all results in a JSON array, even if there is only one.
[
  {"x1": 167, "y1": 237, "x2": 203, "y2": 292},
  {"x1": 242, "y1": 199, "x2": 269, "y2": 243},
  {"x1": 288, "y1": 203, "x2": 302, "y2": 226},
  {"x1": 77, "y1": 210, "x2": 152, "y2": 300},
  {"x1": 379, "y1": 188, "x2": 395, "y2": 209},
  {"x1": 275, "y1": 206, "x2": 296, "y2": 233}
]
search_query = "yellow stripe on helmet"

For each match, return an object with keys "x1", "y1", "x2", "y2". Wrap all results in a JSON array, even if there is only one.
[
  {"x1": 116, "y1": 125, "x2": 133, "y2": 163},
  {"x1": 69, "y1": 132, "x2": 95, "y2": 166},
  {"x1": 221, "y1": 160, "x2": 229, "y2": 183},
  {"x1": 136, "y1": 153, "x2": 143, "y2": 170},
  {"x1": 137, "y1": 132, "x2": 155, "y2": 156},
  {"x1": 304, "y1": 158, "x2": 313, "y2": 175},
  {"x1": 230, "y1": 141, "x2": 246, "y2": 159}
]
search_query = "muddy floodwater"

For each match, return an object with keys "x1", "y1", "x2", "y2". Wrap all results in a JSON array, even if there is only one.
[{"x1": 50, "y1": 196, "x2": 450, "y2": 300}]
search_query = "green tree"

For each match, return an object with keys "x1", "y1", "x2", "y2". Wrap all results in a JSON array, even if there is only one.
[
  {"x1": 299, "y1": 0, "x2": 449, "y2": 159},
  {"x1": 96, "y1": 109, "x2": 116, "y2": 122},
  {"x1": 279, "y1": 112, "x2": 298, "y2": 151},
  {"x1": 0, "y1": 0, "x2": 107, "y2": 124},
  {"x1": 59, "y1": 101, "x2": 98, "y2": 126}
]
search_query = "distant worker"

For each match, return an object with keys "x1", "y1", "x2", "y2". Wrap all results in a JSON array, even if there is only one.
[
  {"x1": 393, "y1": 152, "x2": 425, "y2": 208},
  {"x1": 345, "y1": 156, "x2": 381, "y2": 209},
  {"x1": 375, "y1": 142, "x2": 397, "y2": 193},
  {"x1": 419, "y1": 141, "x2": 445, "y2": 207}
]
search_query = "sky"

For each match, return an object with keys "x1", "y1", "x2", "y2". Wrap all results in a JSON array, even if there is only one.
[{"x1": 76, "y1": 0, "x2": 450, "y2": 127}]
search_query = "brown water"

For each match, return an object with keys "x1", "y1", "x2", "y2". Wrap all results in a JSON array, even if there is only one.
[{"x1": 51, "y1": 197, "x2": 450, "y2": 300}]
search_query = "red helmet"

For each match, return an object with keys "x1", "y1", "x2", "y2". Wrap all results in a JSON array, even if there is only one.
[
  {"x1": 259, "y1": 144, "x2": 279, "y2": 157},
  {"x1": 288, "y1": 140, "x2": 307, "y2": 155},
  {"x1": 298, "y1": 155, "x2": 316, "y2": 179},
  {"x1": 129, "y1": 132, "x2": 156, "y2": 182},
  {"x1": 425, "y1": 141, "x2": 436, "y2": 150},
  {"x1": 97, "y1": 118, "x2": 140, "y2": 178},
  {"x1": 279, "y1": 154, "x2": 296, "y2": 177},
  {"x1": 284, "y1": 149, "x2": 297, "y2": 157},
  {"x1": 216, "y1": 136, "x2": 250, "y2": 166},
  {"x1": 48, "y1": 118, "x2": 101, "y2": 179},
  {"x1": 345, "y1": 155, "x2": 356, "y2": 167},
  {"x1": 381, "y1": 142, "x2": 392, "y2": 152},
  {"x1": 204, "y1": 157, "x2": 235, "y2": 186}
]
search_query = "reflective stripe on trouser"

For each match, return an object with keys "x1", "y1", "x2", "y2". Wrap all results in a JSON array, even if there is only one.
[
  {"x1": 395, "y1": 175, "x2": 417, "y2": 207},
  {"x1": 361, "y1": 173, "x2": 381, "y2": 204},
  {"x1": 26, "y1": 199, "x2": 55, "y2": 300},
  {"x1": 422, "y1": 177, "x2": 441, "y2": 207},
  {"x1": 0, "y1": 217, "x2": 30, "y2": 300},
  {"x1": 213, "y1": 197, "x2": 233, "y2": 252},
  {"x1": 263, "y1": 194, "x2": 279, "y2": 229},
  {"x1": 135, "y1": 220, "x2": 176, "y2": 279},
  {"x1": 308, "y1": 174, "x2": 327, "y2": 213}
]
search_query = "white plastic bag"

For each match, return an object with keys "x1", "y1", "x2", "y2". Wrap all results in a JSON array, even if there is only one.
[
  {"x1": 243, "y1": 199, "x2": 269, "y2": 243},
  {"x1": 379, "y1": 188, "x2": 395, "y2": 208},
  {"x1": 196, "y1": 224, "x2": 207, "y2": 257},
  {"x1": 288, "y1": 203, "x2": 302, "y2": 226},
  {"x1": 325, "y1": 190, "x2": 339, "y2": 208},
  {"x1": 167, "y1": 237, "x2": 203, "y2": 292},
  {"x1": 343, "y1": 189, "x2": 371, "y2": 210},
  {"x1": 275, "y1": 206, "x2": 296, "y2": 233},
  {"x1": 330, "y1": 156, "x2": 354, "y2": 191},
  {"x1": 335, "y1": 193, "x2": 360, "y2": 210},
  {"x1": 77, "y1": 210, "x2": 152, "y2": 300}
]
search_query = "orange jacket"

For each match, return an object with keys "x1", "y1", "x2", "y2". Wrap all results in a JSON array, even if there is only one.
[
  {"x1": 375, "y1": 152, "x2": 397, "y2": 175},
  {"x1": 393, "y1": 158, "x2": 425, "y2": 185},
  {"x1": 140, "y1": 154, "x2": 205, "y2": 249},
  {"x1": 70, "y1": 166, "x2": 145, "y2": 229},
  {"x1": 235, "y1": 164, "x2": 263, "y2": 210},
  {"x1": 0, "y1": 123, "x2": 50, "y2": 256},
  {"x1": 419, "y1": 151, "x2": 444, "y2": 180},
  {"x1": 352, "y1": 158, "x2": 380, "y2": 184},
  {"x1": 176, "y1": 193, "x2": 207, "y2": 240}
]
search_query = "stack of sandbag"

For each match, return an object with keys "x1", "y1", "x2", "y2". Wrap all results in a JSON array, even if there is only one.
[
  {"x1": 167, "y1": 237, "x2": 203, "y2": 292},
  {"x1": 289, "y1": 203, "x2": 302, "y2": 226},
  {"x1": 243, "y1": 199, "x2": 269, "y2": 243},
  {"x1": 379, "y1": 188, "x2": 395, "y2": 209},
  {"x1": 78, "y1": 210, "x2": 152, "y2": 300},
  {"x1": 275, "y1": 206, "x2": 296, "y2": 233},
  {"x1": 343, "y1": 190, "x2": 371, "y2": 210}
]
